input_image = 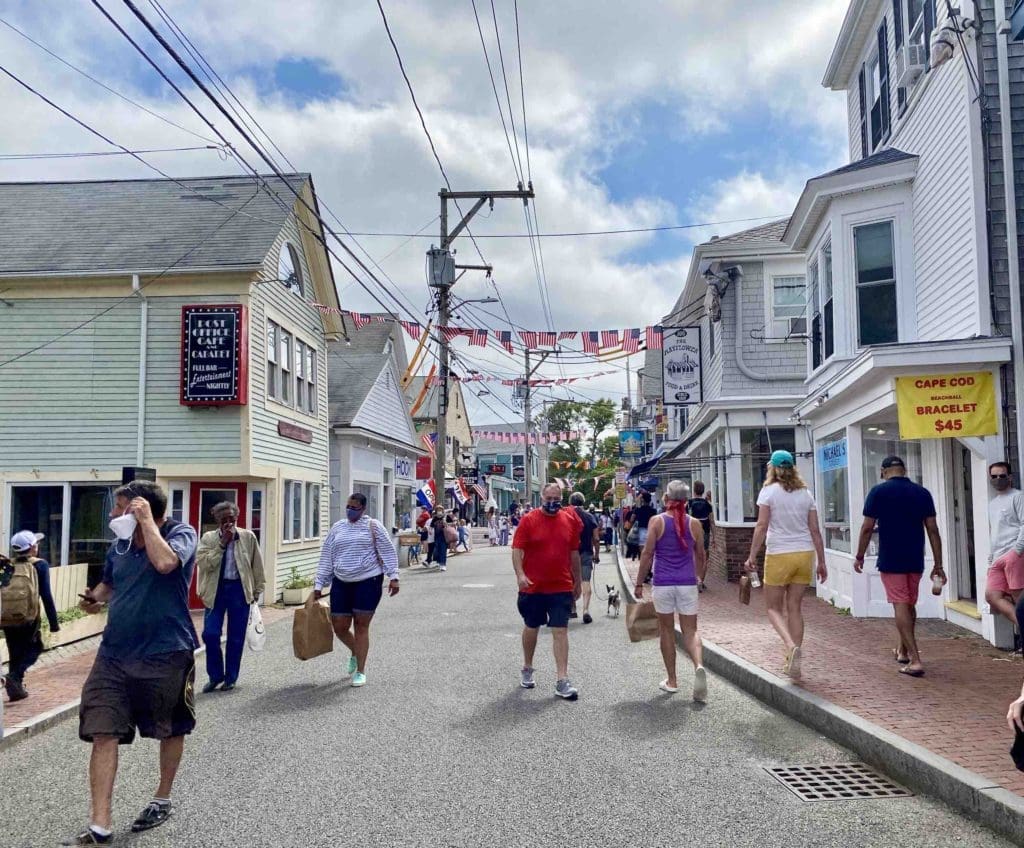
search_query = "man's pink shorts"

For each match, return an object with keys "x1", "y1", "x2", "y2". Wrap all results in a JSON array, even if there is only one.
[
  {"x1": 986, "y1": 550, "x2": 1024, "y2": 594},
  {"x1": 881, "y1": 572, "x2": 922, "y2": 605}
]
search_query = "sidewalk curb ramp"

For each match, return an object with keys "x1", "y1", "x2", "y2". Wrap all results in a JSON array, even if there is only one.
[{"x1": 613, "y1": 546, "x2": 1024, "y2": 845}]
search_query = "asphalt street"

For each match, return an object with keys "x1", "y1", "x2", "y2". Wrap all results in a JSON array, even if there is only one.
[{"x1": 0, "y1": 546, "x2": 1013, "y2": 847}]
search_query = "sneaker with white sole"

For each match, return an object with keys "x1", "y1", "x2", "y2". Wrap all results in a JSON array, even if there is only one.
[
  {"x1": 693, "y1": 666, "x2": 708, "y2": 702},
  {"x1": 351, "y1": 672, "x2": 367, "y2": 687},
  {"x1": 520, "y1": 666, "x2": 536, "y2": 689},
  {"x1": 555, "y1": 678, "x2": 578, "y2": 700}
]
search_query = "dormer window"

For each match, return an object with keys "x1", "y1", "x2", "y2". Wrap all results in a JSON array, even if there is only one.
[{"x1": 278, "y1": 242, "x2": 304, "y2": 297}]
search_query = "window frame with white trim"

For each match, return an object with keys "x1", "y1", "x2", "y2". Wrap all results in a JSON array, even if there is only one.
[{"x1": 265, "y1": 317, "x2": 319, "y2": 418}]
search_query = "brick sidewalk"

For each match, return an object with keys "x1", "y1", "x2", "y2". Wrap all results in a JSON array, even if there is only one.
[
  {"x1": 622, "y1": 557, "x2": 1024, "y2": 797},
  {"x1": 2, "y1": 606, "x2": 291, "y2": 736}
]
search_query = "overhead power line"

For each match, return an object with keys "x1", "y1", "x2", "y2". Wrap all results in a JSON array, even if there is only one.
[
  {"x1": 0, "y1": 145, "x2": 222, "y2": 160},
  {"x1": 323, "y1": 215, "x2": 788, "y2": 239}
]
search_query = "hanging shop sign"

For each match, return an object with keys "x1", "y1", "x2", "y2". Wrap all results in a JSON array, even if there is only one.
[
  {"x1": 513, "y1": 466, "x2": 526, "y2": 481},
  {"x1": 488, "y1": 464, "x2": 507, "y2": 475},
  {"x1": 896, "y1": 371, "x2": 998, "y2": 440},
  {"x1": 615, "y1": 483, "x2": 627, "y2": 500},
  {"x1": 180, "y1": 304, "x2": 248, "y2": 406},
  {"x1": 394, "y1": 455, "x2": 414, "y2": 481},
  {"x1": 619, "y1": 430, "x2": 645, "y2": 458},
  {"x1": 816, "y1": 437, "x2": 848, "y2": 472},
  {"x1": 662, "y1": 326, "x2": 703, "y2": 406}
]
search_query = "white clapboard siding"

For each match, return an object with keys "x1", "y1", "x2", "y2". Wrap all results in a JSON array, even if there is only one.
[{"x1": 351, "y1": 361, "x2": 418, "y2": 446}]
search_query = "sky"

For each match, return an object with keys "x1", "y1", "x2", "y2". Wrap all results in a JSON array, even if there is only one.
[{"x1": 0, "y1": 0, "x2": 850, "y2": 427}]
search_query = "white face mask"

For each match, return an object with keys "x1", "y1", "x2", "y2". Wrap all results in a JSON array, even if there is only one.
[{"x1": 109, "y1": 512, "x2": 138, "y2": 541}]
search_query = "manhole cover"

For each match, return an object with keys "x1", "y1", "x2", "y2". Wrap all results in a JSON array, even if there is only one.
[
  {"x1": 461, "y1": 583, "x2": 494, "y2": 588},
  {"x1": 765, "y1": 763, "x2": 912, "y2": 802}
]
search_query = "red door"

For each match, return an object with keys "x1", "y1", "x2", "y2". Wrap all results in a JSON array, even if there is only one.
[{"x1": 188, "y1": 481, "x2": 247, "y2": 610}]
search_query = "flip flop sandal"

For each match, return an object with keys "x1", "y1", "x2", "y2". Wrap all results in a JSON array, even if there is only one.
[
  {"x1": 892, "y1": 649, "x2": 911, "y2": 665},
  {"x1": 898, "y1": 666, "x2": 925, "y2": 677}
]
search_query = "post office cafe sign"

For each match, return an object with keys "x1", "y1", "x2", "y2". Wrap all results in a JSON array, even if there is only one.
[{"x1": 180, "y1": 304, "x2": 248, "y2": 406}]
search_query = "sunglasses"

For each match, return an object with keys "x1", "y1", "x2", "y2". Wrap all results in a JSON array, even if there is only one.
[{"x1": 991, "y1": 474, "x2": 1010, "y2": 480}]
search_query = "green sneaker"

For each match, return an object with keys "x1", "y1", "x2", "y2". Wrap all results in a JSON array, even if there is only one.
[
  {"x1": 351, "y1": 672, "x2": 367, "y2": 687},
  {"x1": 347, "y1": 655, "x2": 357, "y2": 675}
]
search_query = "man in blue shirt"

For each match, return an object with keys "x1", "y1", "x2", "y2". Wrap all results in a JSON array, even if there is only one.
[
  {"x1": 853, "y1": 456, "x2": 945, "y2": 677},
  {"x1": 70, "y1": 480, "x2": 198, "y2": 845}
]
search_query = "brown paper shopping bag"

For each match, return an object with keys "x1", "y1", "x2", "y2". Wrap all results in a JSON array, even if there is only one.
[
  {"x1": 292, "y1": 595, "x2": 335, "y2": 661},
  {"x1": 625, "y1": 598, "x2": 660, "y2": 643}
]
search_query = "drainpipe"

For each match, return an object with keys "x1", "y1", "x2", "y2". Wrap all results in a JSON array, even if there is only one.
[
  {"x1": 996, "y1": 18, "x2": 1024, "y2": 468},
  {"x1": 732, "y1": 277, "x2": 805, "y2": 382},
  {"x1": 133, "y1": 273, "x2": 148, "y2": 466}
]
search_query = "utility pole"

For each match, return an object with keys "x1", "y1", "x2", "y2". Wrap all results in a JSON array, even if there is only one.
[
  {"x1": 522, "y1": 347, "x2": 551, "y2": 507},
  {"x1": 430, "y1": 186, "x2": 533, "y2": 514}
]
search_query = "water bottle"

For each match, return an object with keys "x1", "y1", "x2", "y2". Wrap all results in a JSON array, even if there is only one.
[
  {"x1": 749, "y1": 570, "x2": 762, "y2": 589},
  {"x1": 931, "y1": 573, "x2": 944, "y2": 596}
]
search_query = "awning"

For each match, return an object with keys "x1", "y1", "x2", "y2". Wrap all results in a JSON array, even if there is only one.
[{"x1": 626, "y1": 445, "x2": 669, "y2": 480}]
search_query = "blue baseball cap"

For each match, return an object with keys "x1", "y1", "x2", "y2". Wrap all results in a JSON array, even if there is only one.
[{"x1": 769, "y1": 450, "x2": 795, "y2": 468}]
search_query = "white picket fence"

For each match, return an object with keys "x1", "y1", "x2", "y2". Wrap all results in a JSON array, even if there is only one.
[{"x1": 50, "y1": 563, "x2": 89, "y2": 612}]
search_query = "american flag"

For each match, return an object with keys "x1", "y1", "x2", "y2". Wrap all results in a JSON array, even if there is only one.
[
  {"x1": 601, "y1": 329, "x2": 620, "y2": 348},
  {"x1": 372, "y1": 315, "x2": 390, "y2": 324},
  {"x1": 353, "y1": 313, "x2": 372, "y2": 329},
  {"x1": 582, "y1": 331, "x2": 600, "y2": 354},
  {"x1": 421, "y1": 432, "x2": 437, "y2": 457},
  {"x1": 440, "y1": 326, "x2": 466, "y2": 342},
  {"x1": 472, "y1": 483, "x2": 488, "y2": 500},
  {"x1": 558, "y1": 331, "x2": 577, "y2": 340},
  {"x1": 519, "y1": 331, "x2": 538, "y2": 349},
  {"x1": 496, "y1": 330, "x2": 514, "y2": 354},
  {"x1": 622, "y1": 328, "x2": 642, "y2": 353},
  {"x1": 645, "y1": 325, "x2": 664, "y2": 350},
  {"x1": 399, "y1": 321, "x2": 422, "y2": 340},
  {"x1": 538, "y1": 331, "x2": 557, "y2": 347},
  {"x1": 468, "y1": 329, "x2": 488, "y2": 347}
]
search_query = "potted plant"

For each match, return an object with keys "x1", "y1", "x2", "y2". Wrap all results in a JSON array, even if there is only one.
[{"x1": 282, "y1": 566, "x2": 314, "y2": 605}]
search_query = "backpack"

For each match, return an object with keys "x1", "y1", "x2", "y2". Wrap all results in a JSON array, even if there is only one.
[{"x1": 1, "y1": 556, "x2": 40, "y2": 627}]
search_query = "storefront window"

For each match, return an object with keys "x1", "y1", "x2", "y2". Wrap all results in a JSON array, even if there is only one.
[
  {"x1": 11, "y1": 485, "x2": 63, "y2": 567},
  {"x1": 862, "y1": 424, "x2": 922, "y2": 485},
  {"x1": 69, "y1": 485, "x2": 115, "y2": 571},
  {"x1": 817, "y1": 431, "x2": 850, "y2": 552},
  {"x1": 352, "y1": 482, "x2": 380, "y2": 522},
  {"x1": 306, "y1": 483, "x2": 321, "y2": 539},
  {"x1": 250, "y1": 490, "x2": 263, "y2": 543},
  {"x1": 740, "y1": 428, "x2": 796, "y2": 521}
]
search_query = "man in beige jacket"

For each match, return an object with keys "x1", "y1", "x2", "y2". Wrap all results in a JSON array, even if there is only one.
[{"x1": 196, "y1": 502, "x2": 264, "y2": 693}]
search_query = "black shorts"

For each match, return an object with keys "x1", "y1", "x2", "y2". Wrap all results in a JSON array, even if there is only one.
[
  {"x1": 329, "y1": 574, "x2": 384, "y2": 617},
  {"x1": 517, "y1": 591, "x2": 574, "y2": 629},
  {"x1": 79, "y1": 650, "x2": 196, "y2": 745}
]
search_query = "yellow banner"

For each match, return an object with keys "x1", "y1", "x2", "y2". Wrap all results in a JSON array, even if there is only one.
[
  {"x1": 895, "y1": 371, "x2": 998, "y2": 439},
  {"x1": 615, "y1": 483, "x2": 627, "y2": 500}
]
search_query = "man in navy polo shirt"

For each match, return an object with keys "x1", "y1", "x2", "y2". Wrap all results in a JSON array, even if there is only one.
[{"x1": 853, "y1": 456, "x2": 945, "y2": 677}]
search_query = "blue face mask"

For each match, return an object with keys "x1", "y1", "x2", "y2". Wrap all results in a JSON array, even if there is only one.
[
  {"x1": 346, "y1": 507, "x2": 364, "y2": 522},
  {"x1": 542, "y1": 501, "x2": 561, "y2": 514}
]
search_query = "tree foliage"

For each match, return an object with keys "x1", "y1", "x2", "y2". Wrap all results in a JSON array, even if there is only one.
[{"x1": 584, "y1": 398, "x2": 618, "y2": 459}]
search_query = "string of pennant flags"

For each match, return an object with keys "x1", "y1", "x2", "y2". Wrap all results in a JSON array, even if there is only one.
[
  {"x1": 438, "y1": 370, "x2": 618, "y2": 387},
  {"x1": 472, "y1": 429, "x2": 582, "y2": 444},
  {"x1": 313, "y1": 304, "x2": 664, "y2": 352}
]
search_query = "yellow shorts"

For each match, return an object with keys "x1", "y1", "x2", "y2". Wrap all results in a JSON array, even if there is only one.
[{"x1": 764, "y1": 551, "x2": 814, "y2": 586}]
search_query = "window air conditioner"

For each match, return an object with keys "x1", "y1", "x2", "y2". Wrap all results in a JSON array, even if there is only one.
[
  {"x1": 788, "y1": 316, "x2": 808, "y2": 337},
  {"x1": 895, "y1": 43, "x2": 927, "y2": 89}
]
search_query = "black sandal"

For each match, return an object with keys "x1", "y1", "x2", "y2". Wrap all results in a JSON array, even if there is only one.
[{"x1": 131, "y1": 801, "x2": 173, "y2": 833}]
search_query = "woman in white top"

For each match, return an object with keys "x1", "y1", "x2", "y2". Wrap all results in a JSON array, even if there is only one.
[{"x1": 743, "y1": 450, "x2": 827, "y2": 679}]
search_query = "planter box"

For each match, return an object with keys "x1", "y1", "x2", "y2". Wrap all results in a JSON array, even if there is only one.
[
  {"x1": 46, "y1": 612, "x2": 107, "y2": 649},
  {"x1": 282, "y1": 587, "x2": 312, "y2": 606}
]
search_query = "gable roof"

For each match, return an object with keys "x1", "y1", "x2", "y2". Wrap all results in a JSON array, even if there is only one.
[
  {"x1": 0, "y1": 173, "x2": 309, "y2": 276},
  {"x1": 326, "y1": 347, "x2": 391, "y2": 426},
  {"x1": 705, "y1": 218, "x2": 789, "y2": 247},
  {"x1": 814, "y1": 148, "x2": 917, "y2": 179}
]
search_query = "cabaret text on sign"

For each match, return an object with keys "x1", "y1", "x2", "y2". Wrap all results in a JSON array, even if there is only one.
[{"x1": 180, "y1": 304, "x2": 248, "y2": 406}]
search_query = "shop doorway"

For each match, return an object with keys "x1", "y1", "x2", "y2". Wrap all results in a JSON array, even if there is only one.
[
  {"x1": 187, "y1": 482, "x2": 247, "y2": 609},
  {"x1": 951, "y1": 445, "x2": 977, "y2": 604}
]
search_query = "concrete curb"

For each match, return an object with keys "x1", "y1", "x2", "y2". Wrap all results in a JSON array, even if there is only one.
[{"x1": 613, "y1": 546, "x2": 1024, "y2": 845}]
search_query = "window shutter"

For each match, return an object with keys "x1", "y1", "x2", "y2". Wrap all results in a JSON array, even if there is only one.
[
  {"x1": 878, "y1": 21, "x2": 891, "y2": 141},
  {"x1": 858, "y1": 66, "x2": 869, "y2": 159},
  {"x1": 924, "y1": 0, "x2": 936, "y2": 69},
  {"x1": 893, "y1": 0, "x2": 906, "y2": 110}
]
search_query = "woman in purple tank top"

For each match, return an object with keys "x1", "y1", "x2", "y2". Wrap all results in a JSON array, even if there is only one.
[{"x1": 635, "y1": 480, "x2": 708, "y2": 701}]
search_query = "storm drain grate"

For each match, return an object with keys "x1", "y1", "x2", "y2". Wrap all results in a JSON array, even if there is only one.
[{"x1": 765, "y1": 763, "x2": 912, "y2": 802}]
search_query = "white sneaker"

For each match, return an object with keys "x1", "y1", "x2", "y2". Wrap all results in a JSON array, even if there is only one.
[{"x1": 693, "y1": 666, "x2": 708, "y2": 702}]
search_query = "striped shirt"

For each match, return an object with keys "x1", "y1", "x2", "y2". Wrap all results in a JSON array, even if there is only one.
[{"x1": 314, "y1": 516, "x2": 400, "y2": 589}]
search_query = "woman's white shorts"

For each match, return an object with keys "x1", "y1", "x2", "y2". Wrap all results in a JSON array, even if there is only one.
[{"x1": 651, "y1": 584, "x2": 699, "y2": 615}]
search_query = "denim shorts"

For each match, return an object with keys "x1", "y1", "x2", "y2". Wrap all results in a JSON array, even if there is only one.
[
  {"x1": 580, "y1": 552, "x2": 594, "y2": 582},
  {"x1": 517, "y1": 591, "x2": 574, "y2": 629}
]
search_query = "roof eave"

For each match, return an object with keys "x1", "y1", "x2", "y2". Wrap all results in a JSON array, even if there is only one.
[
  {"x1": 0, "y1": 263, "x2": 264, "y2": 279},
  {"x1": 822, "y1": 0, "x2": 877, "y2": 91},
  {"x1": 785, "y1": 157, "x2": 920, "y2": 251}
]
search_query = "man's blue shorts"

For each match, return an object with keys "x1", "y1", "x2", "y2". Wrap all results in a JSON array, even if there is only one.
[
  {"x1": 330, "y1": 574, "x2": 384, "y2": 617},
  {"x1": 517, "y1": 591, "x2": 573, "y2": 629}
]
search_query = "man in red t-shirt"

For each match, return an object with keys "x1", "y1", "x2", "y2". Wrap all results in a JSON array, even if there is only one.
[{"x1": 512, "y1": 482, "x2": 583, "y2": 700}]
